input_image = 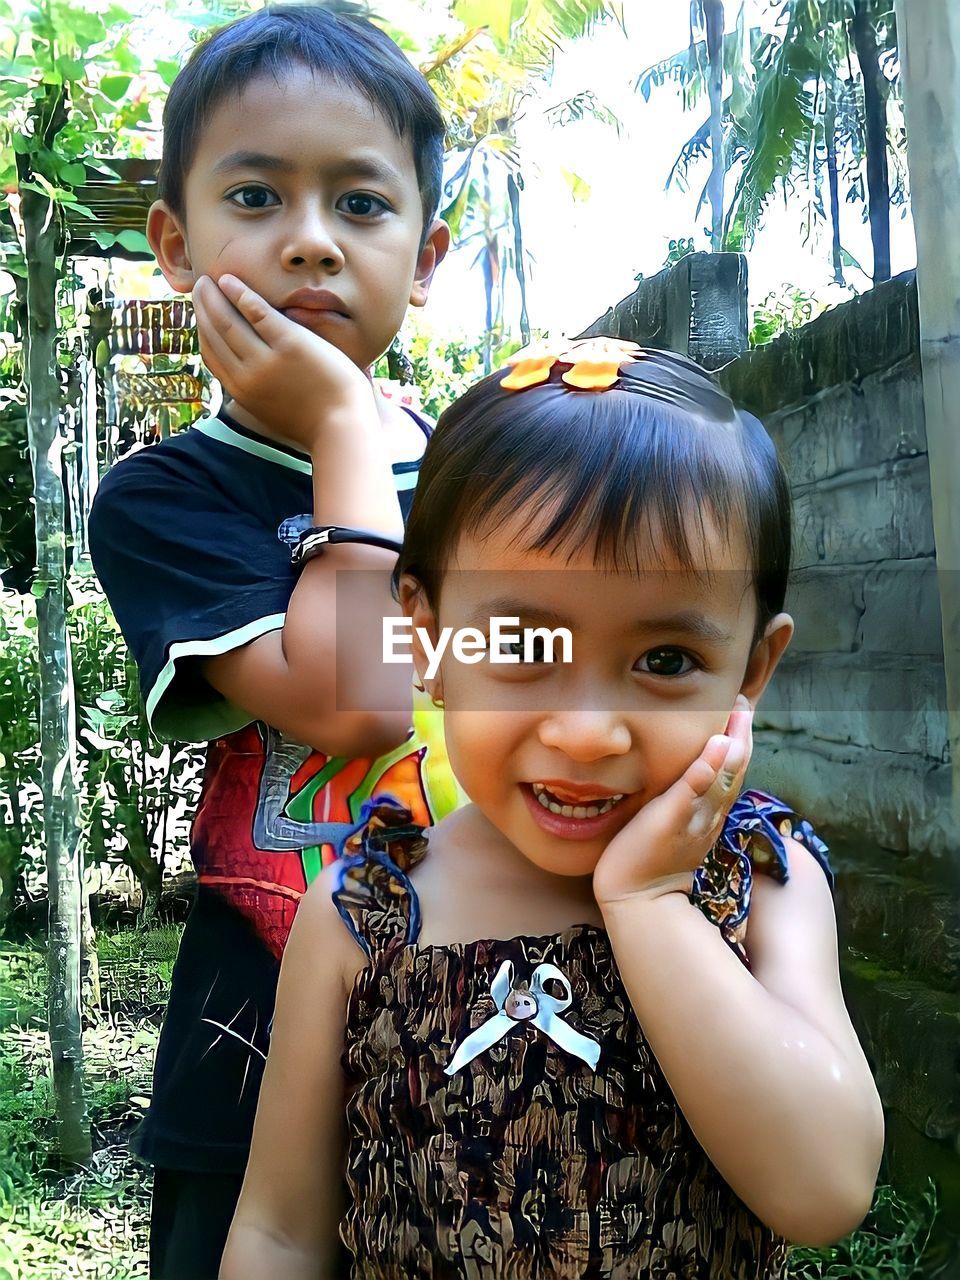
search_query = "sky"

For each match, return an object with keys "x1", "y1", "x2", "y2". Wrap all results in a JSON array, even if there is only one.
[
  {"x1": 105, "y1": 0, "x2": 918, "y2": 346},
  {"x1": 426, "y1": 1, "x2": 917, "y2": 340}
]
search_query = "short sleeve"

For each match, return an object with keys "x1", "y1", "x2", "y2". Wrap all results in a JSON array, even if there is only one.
[
  {"x1": 88, "y1": 432, "x2": 308, "y2": 742},
  {"x1": 332, "y1": 797, "x2": 428, "y2": 960},
  {"x1": 690, "y1": 789, "x2": 832, "y2": 964}
]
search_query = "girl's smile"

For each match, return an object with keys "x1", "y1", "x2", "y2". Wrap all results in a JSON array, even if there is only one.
[
  {"x1": 523, "y1": 781, "x2": 631, "y2": 840},
  {"x1": 404, "y1": 505, "x2": 792, "y2": 881}
]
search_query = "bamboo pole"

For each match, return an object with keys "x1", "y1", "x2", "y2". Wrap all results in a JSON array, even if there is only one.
[{"x1": 894, "y1": 0, "x2": 960, "y2": 840}]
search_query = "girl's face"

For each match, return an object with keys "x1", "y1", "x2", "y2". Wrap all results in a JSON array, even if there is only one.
[{"x1": 404, "y1": 506, "x2": 793, "y2": 879}]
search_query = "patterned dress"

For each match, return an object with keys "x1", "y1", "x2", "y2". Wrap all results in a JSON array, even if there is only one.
[{"x1": 332, "y1": 792, "x2": 832, "y2": 1280}]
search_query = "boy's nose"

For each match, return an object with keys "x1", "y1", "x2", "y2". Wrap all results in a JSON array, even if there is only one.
[
  {"x1": 282, "y1": 212, "x2": 345, "y2": 272},
  {"x1": 537, "y1": 708, "x2": 632, "y2": 762}
]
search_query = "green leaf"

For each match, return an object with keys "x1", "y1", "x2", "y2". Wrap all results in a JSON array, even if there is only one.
[
  {"x1": 55, "y1": 55, "x2": 86, "y2": 83},
  {"x1": 454, "y1": 0, "x2": 513, "y2": 47},
  {"x1": 559, "y1": 165, "x2": 591, "y2": 202},
  {"x1": 114, "y1": 228, "x2": 151, "y2": 254},
  {"x1": 154, "y1": 59, "x2": 180, "y2": 87},
  {"x1": 99, "y1": 74, "x2": 131, "y2": 102},
  {"x1": 57, "y1": 161, "x2": 87, "y2": 186},
  {"x1": 59, "y1": 199, "x2": 97, "y2": 219}
]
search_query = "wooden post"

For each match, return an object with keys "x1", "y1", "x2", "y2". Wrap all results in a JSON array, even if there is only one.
[{"x1": 894, "y1": 0, "x2": 960, "y2": 839}]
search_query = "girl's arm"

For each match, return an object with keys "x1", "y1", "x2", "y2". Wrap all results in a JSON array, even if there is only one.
[
  {"x1": 220, "y1": 864, "x2": 362, "y2": 1280},
  {"x1": 602, "y1": 837, "x2": 884, "y2": 1247}
]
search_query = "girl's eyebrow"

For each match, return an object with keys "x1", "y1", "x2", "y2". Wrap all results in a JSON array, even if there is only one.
[
  {"x1": 466, "y1": 598, "x2": 570, "y2": 630},
  {"x1": 634, "y1": 612, "x2": 735, "y2": 646},
  {"x1": 467, "y1": 598, "x2": 735, "y2": 647}
]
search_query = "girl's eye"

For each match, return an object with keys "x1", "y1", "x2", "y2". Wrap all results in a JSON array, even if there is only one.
[
  {"x1": 227, "y1": 185, "x2": 280, "y2": 210},
  {"x1": 338, "y1": 191, "x2": 389, "y2": 218},
  {"x1": 635, "y1": 647, "x2": 696, "y2": 677},
  {"x1": 497, "y1": 634, "x2": 549, "y2": 663}
]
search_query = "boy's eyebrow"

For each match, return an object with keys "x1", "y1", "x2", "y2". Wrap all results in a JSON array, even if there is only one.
[
  {"x1": 211, "y1": 151, "x2": 405, "y2": 187},
  {"x1": 212, "y1": 150, "x2": 298, "y2": 176},
  {"x1": 324, "y1": 156, "x2": 405, "y2": 186}
]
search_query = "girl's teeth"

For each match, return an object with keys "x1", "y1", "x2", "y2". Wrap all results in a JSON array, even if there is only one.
[{"x1": 531, "y1": 783, "x2": 624, "y2": 819}]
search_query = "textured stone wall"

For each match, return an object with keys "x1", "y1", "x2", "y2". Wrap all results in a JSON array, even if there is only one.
[
  {"x1": 584, "y1": 263, "x2": 960, "y2": 1234},
  {"x1": 717, "y1": 273, "x2": 953, "y2": 859}
]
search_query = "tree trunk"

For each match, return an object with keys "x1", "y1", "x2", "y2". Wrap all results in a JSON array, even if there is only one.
[
  {"x1": 894, "y1": 0, "x2": 960, "y2": 838},
  {"x1": 852, "y1": 0, "x2": 891, "y2": 282},
  {"x1": 704, "y1": 0, "x2": 726, "y2": 250},
  {"x1": 506, "y1": 172, "x2": 530, "y2": 346},
  {"x1": 20, "y1": 84, "x2": 91, "y2": 1165},
  {"x1": 825, "y1": 86, "x2": 844, "y2": 285}
]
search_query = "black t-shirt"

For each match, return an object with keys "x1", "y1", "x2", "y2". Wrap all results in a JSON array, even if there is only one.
[{"x1": 89, "y1": 409, "x2": 459, "y2": 1172}]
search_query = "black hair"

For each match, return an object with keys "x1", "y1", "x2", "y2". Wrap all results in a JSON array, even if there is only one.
[
  {"x1": 157, "y1": 3, "x2": 445, "y2": 229},
  {"x1": 398, "y1": 349, "x2": 792, "y2": 646}
]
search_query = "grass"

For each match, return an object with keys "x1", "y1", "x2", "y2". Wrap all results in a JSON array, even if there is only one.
[
  {"x1": 0, "y1": 928, "x2": 181, "y2": 1280},
  {"x1": 0, "y1": 927, "x2": 950, "y2": 1279}
]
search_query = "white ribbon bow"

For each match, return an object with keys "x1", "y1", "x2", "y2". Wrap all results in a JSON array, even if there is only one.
[{"x1": 444, "y1": 960, "x2": 601, "y2": 1076}]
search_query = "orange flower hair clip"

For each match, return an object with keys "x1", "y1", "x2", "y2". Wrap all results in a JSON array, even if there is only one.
[{"x1": 500, "y1": 336, "x2": 644, "y2": 392}]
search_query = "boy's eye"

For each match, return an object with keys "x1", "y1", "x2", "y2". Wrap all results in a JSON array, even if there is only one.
[
  {"x1": 227, "y1": 185, "x2": 280, "y2": 210},
  {"x1": 338, "y1": 191, "x2": 389, "y2": 218},
  {"x1": 635, "y1": 647, "x2": 696, "y2": 677}
]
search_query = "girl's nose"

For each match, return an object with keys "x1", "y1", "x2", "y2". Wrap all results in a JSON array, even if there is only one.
[
  {"x1": 283, "y1": 210, "x2": 345, "y2": 272},
  {"x1": 537, "y1": 709, "x2": 632, "y2": 761}
]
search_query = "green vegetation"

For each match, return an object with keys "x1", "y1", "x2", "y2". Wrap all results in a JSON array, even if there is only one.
[
  {"x1": 789, "y1": 1183, "x2": 940, "y2": 1278},
  {"x1": 0, "y1": 928, "x2": 180, "y2": 1280}
]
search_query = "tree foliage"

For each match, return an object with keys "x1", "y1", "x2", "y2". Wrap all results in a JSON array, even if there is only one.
[{"x1": 638, "y1": 0, "x2": 905, "y2": 285}]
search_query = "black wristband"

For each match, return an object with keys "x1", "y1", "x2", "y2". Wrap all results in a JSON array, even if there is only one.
[{"x1": 290, "y1": 525, "x2": 403, "y2": 567}]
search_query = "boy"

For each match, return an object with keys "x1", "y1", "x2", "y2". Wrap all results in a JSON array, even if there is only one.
[{"x1": 88, "y1": 7, "x2": 451, "y2": 1277}]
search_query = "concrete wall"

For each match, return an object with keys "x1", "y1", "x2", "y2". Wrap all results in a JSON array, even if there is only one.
[
  {"x1": 717, "y1": 273, "x2": 953, "y2": 860},
  {"x1": 583, "y1": 258, "x2": 960, "y2": 1232}
]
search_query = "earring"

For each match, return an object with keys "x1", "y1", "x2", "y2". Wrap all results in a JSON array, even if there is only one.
[
  {"x1": 413, "y1": 676, "x2": 425, "y2": 693},
  {"x1": 431, "y1": 692, "x2": 445, "y2": 709}
]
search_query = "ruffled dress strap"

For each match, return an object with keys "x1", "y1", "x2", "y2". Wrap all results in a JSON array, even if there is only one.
[
  {"x1": 690, "y1": 789, "x2": 832, "y2": 964},
  {"x1": 331, "y1": 796, "x2": 428, "y2": 961}
]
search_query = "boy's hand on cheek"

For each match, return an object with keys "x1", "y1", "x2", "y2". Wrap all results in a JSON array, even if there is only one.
[
  {"x1": 192, "y1": 274, "x2": 376, "y2": 450},
  {"x1": 592, "y1": 696, "x2": 754, "y2": 911}
]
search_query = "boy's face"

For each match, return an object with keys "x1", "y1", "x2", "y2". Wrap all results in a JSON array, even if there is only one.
[{"x1": 148, "y1": 65, "x2": 448, "y2": 372}]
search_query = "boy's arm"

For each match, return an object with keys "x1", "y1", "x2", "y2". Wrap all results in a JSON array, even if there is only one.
[
  {"x1": 194, "y1": 275, "x2": 413, "y2": 757},
  {"x1": 220, "y1": 865, "x2": 362, "y2": 1280}
]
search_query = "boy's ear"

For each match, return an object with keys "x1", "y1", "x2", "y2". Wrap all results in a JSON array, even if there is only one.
[
  {"x1": 738, "y1": 612, "x2": 793, "y2": 707},
  {"x1": 146, "y1": 200, "x2": 196, "y2": 294},
  {"x1": 409, "y1": 219, "x2": 451, "y2": 309},
  {"x1": 398, "y1": 573, "x2": 443, "y2": 704}
]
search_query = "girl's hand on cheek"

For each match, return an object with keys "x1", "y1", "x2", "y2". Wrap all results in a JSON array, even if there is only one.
[
  {"x1": 592, "y1": 696, "x2": 754, "y2": 911},
  {"x1": 192, "y1": 274, "x2": 375, "y2": 450}
]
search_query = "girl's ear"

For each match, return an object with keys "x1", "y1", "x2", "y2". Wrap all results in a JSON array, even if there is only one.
[
  {"x1": 398, "y1": 574, "x2": 444, "y2": 705},
  {"x1": 146, "y1": 200, "x2": 196, "y2": 293},
  {"x1": 739, "y1": 612, "x2": 793, "y2": 707}
]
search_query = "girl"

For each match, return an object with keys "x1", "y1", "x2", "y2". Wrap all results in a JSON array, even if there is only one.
[{"x1": 221, "y1": 340, "x2": 884, "y2": 1279}]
